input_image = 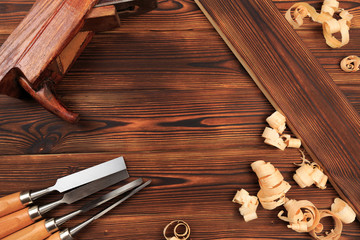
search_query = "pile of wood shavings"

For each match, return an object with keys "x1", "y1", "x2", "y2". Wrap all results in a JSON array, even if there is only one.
[
  {"x1": 262, "y1": 111, "x2": 301, "y2": 150},
  {"x1": 285, "y1": 0, "x2": 353, "y2": 48},
  {"x1": 232, "y1": 159, "x2": 356, "y2": 239},
  {"x1": 293, "y1": 151, "x2": 328, "y2": 189},
  {"x1": 232, "y1": 189, "x2": 259, "y2": 221}
]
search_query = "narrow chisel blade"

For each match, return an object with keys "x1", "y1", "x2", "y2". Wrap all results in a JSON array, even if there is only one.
[
  {"x1": 39, "y1": 169, "x2": 129, "y2": 214},
  {"x1": 54, "y1": 179, "x2": 144, "y2": 227},
  {"x1": 61, "y1": 169, "x2": 129, "y2": 204},
  {"x1": 69, "y1": 180, "x2": 151, "y2": 236},
  {"x1": 80, "y1": 178, "x2": 143, "y2": 213}
]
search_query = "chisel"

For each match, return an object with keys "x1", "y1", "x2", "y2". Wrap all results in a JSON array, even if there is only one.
[
  {"x1": 0, "y1": 156, "x2": 126, "y2": 218},
  {"x1": 3, "y1": 179, "x2": 148, "y2": 240},
  {"x1": 46, "y1": 180, "x2": 151, "y2": 240},
  {"x1": 0, "y1": 169, "x2": 129, "y2": 238}
]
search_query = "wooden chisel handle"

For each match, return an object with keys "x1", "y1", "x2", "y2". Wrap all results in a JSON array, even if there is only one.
[
  {"x1": 0, "y1": 207, "x2": 36, "y2": 238},
  {"x1": 0, "y1": 192, "x2": 27, "y2": 218},
  {"x1": 45, "y1": 231, "x2": 61, "y2": 240},
  {"x1": 2, "y1": 219, "x2": 53, "y2": 240}
]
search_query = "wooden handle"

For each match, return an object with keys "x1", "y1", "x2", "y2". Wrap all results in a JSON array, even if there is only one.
[
  {"x1": 45, "y1": 231, "x2": 61, "y2": 240},
  {"x1": 0, "y1": 192, "x2": 25, "y2": 218},
  {"x1": 0, "y1": 207, "x2": 35, "y2": 238},
  {"x1": 2, "y1": 219, "x2": 51, "y2": 240}
]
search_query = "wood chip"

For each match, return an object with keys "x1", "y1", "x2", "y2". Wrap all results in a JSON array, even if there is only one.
[
  {"x1": 163, "y1": 220, "x2": 191, "y2": 240},
  {"x1": 340, "y1": 55, "x2": 360, "y2": 72},
  {"x1": 262, "y1": 111, "x2": 301, "y2": 150},
  {"x1": 293, "y1": 151, "x2": 328, "y2": 189},
  {"x1": 331, "y1": 198, "x2": 356, "y2": 224},
  {"x1": 233, "y1": 189, "x2": 259, "y2": 222},
  {"x1": 309, "y1": 210, "x2": 343, "y2": 240},
  {"x1": 278, "y1": 199, "x2": 321, "y2": 233},
  {"x1": 285, "y1": 0, "x2": 353, "y2": 48},
  {"x1": 286, "y1": 138, "x2": 302, "y2": 148},
  {"x1": 266, "y1": 111, "x2": 286, "y2": 134},
  {"x1": 251, "y1": 160, "x2": 291, "y2": 210}
]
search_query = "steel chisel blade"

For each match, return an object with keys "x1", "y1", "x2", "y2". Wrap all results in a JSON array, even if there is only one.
[
  {"x1": 62, "y1": 169, "x2": 129, "y2": 204},
  {"x1": 50, "y1": 157, "x2": 127, "y2": 193}
]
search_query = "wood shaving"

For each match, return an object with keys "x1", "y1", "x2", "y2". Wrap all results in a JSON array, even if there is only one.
[
  {"x1": 286, "y1": 138, "x2": 302, "y2": 148},
  {"x1": 331, "y1": 198, "x2": 356, "y2": 224},
  {"x1": 266, "y1": 111, "x2": 286, "y2": 134},
  {"x1": 285, "y1": 0, "x2": 353, "y2": 48},
  {"x1": 163, "y1": 220, "x2": 191, "y2": 240},
  {"x1": 262, "y1": 111, "x2": 301, "y2": 150},
  {"x1": 232, "y1": 189, "x2": 259, "y2": 222},
  {"x1": 235, "y1": 160, "x2": 350, "y2": 240},
  {"x1": 251, "y1": 160, "x2": 291, "y2": 210},
  {"x1": 278, "y1": 199, "x2": 321, "y2": 233},
  {"x1": 293, "y1": 151, "x2": 328, "y2": 189},
  {"x1": 340, "y1": 55, "x2": 360, "y2": 72},
  {"x1": 309, "y1": 210, "x2": 343, "y2": 240}
]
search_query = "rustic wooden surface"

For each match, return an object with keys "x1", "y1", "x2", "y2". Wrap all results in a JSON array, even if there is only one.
[
  {"x1": 196, "y1": 0, "x2": 360, "y2": 218},
  {"x1": 0, "y1": 0, "x2": 359, "y2": 239}
]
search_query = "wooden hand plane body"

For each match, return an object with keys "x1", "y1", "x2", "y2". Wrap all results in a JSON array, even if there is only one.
[{"x1": 0, "y1": 0, "x2": 157, "y2": 123}]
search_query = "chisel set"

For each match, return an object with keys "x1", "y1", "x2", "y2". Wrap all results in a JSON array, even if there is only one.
[{"x1": 0, "y1": 157, "x2": 151, "y2": 240}]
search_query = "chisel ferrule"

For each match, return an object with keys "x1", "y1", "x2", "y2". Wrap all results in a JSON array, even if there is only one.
[
  {"x1": 19, "y1": 190, "x2": 33, "y2": 205},
  {"x1": 45, "y1": 218, "x2": 59, "y2": 233},
  {"x1": 28, "y1": 205, "x2": 42, "y2": 220},
  {"x1": 60, "y1": 229, "x2": 75, "y2": 240}
]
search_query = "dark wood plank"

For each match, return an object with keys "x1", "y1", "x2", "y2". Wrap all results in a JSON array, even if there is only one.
[
  {"x1": 0, "y1": 153, "x2": 359, "y2": 239},
  {"x1": 0, "y1": 0, "x2": 359, "y2": 34},
  {"x1": 195, "y1": 0, "x2": 360, "y2": 217},
  {"x1": 0, "y1": 19, "x2": 359, "y2": 156}
]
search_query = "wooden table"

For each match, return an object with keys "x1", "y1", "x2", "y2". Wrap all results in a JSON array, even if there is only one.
[{"x1": 0, "y1": 0, "x2": 359, "y2": 239}]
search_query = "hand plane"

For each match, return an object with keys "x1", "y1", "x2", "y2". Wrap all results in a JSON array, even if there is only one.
[{"x1": 0, "y1": 0, "x2": 157, "y2": 123}]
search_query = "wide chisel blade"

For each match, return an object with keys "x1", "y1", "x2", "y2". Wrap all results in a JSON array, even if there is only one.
[
  {"x1": 49, "y1": 157, "x2": 127, "y2": 193},
  {"x1": 31, "y1": 156, "x2": 127, "y2": 200}
]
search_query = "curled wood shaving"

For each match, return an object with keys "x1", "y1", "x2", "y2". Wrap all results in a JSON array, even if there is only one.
[
  {"x1": 266, "y1": 111, "x2": 286, "y2": 134},
  {"x1": 251, "y1": 160, "x2": 291, "y2": 210},
  {"x1": 263, "y1": 111, "x2": 301, "y2": 150},
  {"x1": 262, "y1": 127, "x2": 286, "y2": 150},
  {"x1": 340, "y1": 55, "x2": 360, "y2": 72},
  {"x1": 293, "y1": 151, "x2": 328, "y2": 189},
  {"x1": 286, "y1": 137, "x2": 302, "y2": 148},
  {"x1": 331, "y1": 198, "x2": 356, "y2": 224},
  {"x1": 163, "y1": 220, "x2": 191, "y2": 240},
  {"x1": 278, "y1": 199, "x2": 321, "y2": 233},
  {"x1": 285, "y1": 0, "x2": 353, "y2": 48},
  {"x1": 309, "y1": 210, "x2": 343, "y2": 240},
  {"x1": 232, "y1": 189, "x2": 259, "y2": 222}
]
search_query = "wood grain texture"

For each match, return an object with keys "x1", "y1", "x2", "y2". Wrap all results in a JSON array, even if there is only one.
[
  {"x1": 0, "y1": 153, "x2": 360, "y2": 239},
  {"x1": 45, "y1": 231, "x2": 61, "y2": 240},
  {"x1": 0, "y1": 192, "x2": 24, "y2": 218},
  {"x1": 2, "y1": 219, "x2": 51, "y2": 240},
  {"x1": 0, "y1": 0, "x2": 359, "y2": 239},
  {"x1": 0, "y1": 207, "x2": 34, "y2": 238},
  {"x1": 0, "y1": 0, "x2": 101, "y2": 122},
  {"x1": 195, "y1": 0, "x2": 360, "y2": 217},
  {"x1": 0, "y1": 0, "x2": 98, "y2": 90}
]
